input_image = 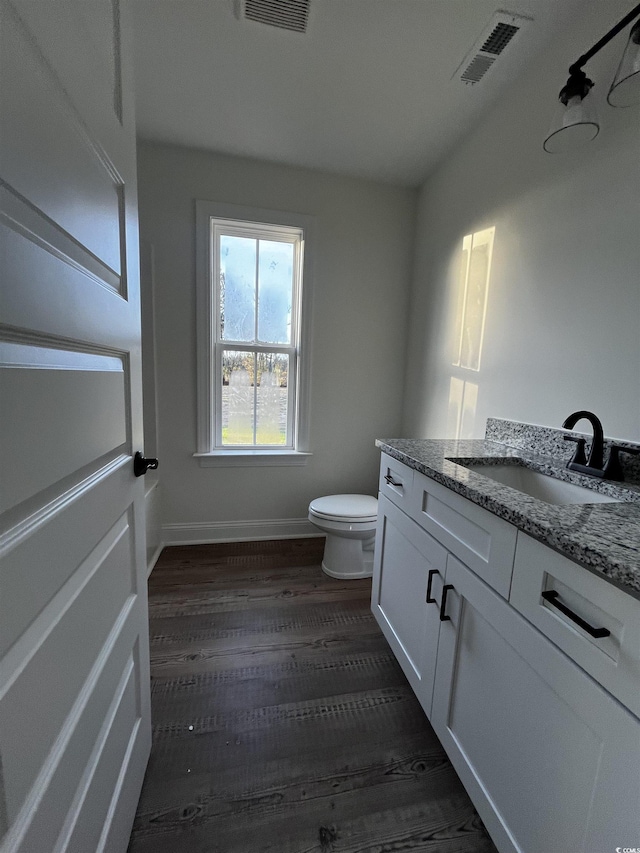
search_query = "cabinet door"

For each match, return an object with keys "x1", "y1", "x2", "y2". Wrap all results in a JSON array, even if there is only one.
[
  {"x1": 432, "y1": 555, "x2": 640, "y2": 853},
  {"x1": 372, "y1": 494, "x2": 447, "y2": 716}
]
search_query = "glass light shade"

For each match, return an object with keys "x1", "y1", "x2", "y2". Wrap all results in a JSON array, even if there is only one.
[
  {"x1": 543, "y1": 92, "x2": 600, "y2": 153},
  {"x1": 607, "y1": 20, "x2": 640, "y2": 107}
]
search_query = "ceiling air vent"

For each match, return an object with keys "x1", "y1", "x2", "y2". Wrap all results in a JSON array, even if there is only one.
[
  {"x1": 481, "y1": 22, "x2": 520, "y2": 55},
  {"x1": 454, "y1": 11, "x2": 532, "y2": 85},
  {"x1": 461, "y1": 55, "x2": 497, "y2": 85},
  {"x1": 235, "y1": 0, "x2": 310, "y2": 33}
]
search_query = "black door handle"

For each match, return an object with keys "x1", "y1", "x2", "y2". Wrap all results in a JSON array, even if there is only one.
[
  {"x1": 440, "y1": 584, "x2": 454, "y2": 622},
  {"x1": 134, "y1": 451, "x2": 158, "y2": 477},
  {"x1": 426, "y1": 569, "x2": 440, "y2": 604}
]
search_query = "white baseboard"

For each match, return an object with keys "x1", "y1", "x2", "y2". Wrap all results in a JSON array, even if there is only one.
[
  {"x1": 146, "y1": 541, "x2": 164, "y2": 577},
  {"x1": 161, "y1": 517, "x2": 321, "y2": 546}
]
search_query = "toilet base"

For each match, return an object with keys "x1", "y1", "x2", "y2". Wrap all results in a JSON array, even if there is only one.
[
  {"x1": 321, "y1": 560, "x2": 373, "y2": 580},
  {"x1": 320, "y1": 533, "x2": 375, "y2": 579}
]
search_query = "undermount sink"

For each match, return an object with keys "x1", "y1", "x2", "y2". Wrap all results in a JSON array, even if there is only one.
[{"x1": 455, "y1": 461, "x2": 619, "y2": 505}]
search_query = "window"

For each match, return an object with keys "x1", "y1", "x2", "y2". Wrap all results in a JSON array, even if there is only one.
[{"x1": 195, "y1": 202, "x2": 313, "y2": 466}]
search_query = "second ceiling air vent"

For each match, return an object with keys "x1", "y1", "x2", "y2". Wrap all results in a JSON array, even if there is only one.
[
  {"x1": 235, "y1": 0, "x2": 310, "y2": 33},
  {"x1": 455, "y1": 11, "x2": 532, "y2": 85}
]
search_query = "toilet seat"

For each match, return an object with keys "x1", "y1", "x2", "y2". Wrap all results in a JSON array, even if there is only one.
[{"x1": 308, "y1": 494, "x2": 378, "y2": 524}]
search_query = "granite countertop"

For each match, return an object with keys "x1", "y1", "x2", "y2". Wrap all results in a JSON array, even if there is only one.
[{"x1": 375, "y1": 420, "x2": 640, "y2": 600}]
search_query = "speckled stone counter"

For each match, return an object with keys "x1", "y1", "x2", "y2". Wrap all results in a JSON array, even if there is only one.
[{"x1": 376, "y1": 419, "x2": 640, "y2": 600}]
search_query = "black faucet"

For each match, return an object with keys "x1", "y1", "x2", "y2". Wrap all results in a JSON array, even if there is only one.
[
  {"x1": 562, "y1": 410, "x2": 640, "y2": 481},
  {"x1": 562, "y1": 410, "x2": 604, "y2": 474}
]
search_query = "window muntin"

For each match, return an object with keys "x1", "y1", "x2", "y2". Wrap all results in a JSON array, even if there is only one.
[{"x1": 211, "y1": 219, "x2": 303, "y2": 450}]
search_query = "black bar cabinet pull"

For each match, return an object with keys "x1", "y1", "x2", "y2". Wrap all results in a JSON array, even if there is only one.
[
  {"x1": 426, "y1": 569, "x2": 440, "y2": 604},
  {"x1": 384, "y1": 474, "x2": 402, "y2": 487},
  {"x1": 134, "y1": 451, "x2": 159, "y2": 477},
  {"x1": 439, "y1": 584, "x2": 454, "y2": 622},
  {"x1": 541, "y1": 590, "x2": 610, "y2": 639}
]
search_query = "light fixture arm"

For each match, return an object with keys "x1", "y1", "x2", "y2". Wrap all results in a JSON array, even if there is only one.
[
  {"x1": 568, "y1": 3, "x2": 640, "y2": 75},
  {"x1": 544, "y1": 4, "x2": 640, "y2": 151}
]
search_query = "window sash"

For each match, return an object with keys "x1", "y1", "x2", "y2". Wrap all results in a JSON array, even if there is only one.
[
  {"x1": 213, "y1": 222, "x2": 303, "y2": 348},
  {"x1": 213, "y1": 343, "x2": 297, "y2": 449}
]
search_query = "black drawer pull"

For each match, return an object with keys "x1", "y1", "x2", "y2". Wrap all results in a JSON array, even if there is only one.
[
  {"x1": 384, "y1": 474, "x2": 403, "y2": 487},
  {"x1": 541, "y1": 590, "x2": 610, "y2": 638},
  {"x1": 440, "y1": 584, "x2": 454, "y2": 622},
  {"x1": 426, "y1": 569, "x2": 440, "y2": 604}
]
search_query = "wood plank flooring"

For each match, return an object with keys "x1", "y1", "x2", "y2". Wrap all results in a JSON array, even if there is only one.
[{"x1": 128, "y1": 539, "x2": 497, "y2": 853}]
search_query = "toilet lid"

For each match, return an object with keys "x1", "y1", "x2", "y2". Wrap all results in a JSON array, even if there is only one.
[{"x1": 309, "y1": 494, "x2": 378, "y2": 522}]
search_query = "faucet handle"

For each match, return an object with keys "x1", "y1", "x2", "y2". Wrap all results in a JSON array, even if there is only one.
[
  {"x1": 563, "y1": 435, "x2": 587, "y2": 466},
  {"x1": 603, "y1": 444, "x2": 640, "y2": 482}
]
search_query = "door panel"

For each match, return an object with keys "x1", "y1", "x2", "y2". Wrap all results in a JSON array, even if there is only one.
[
  {"x1": 7, "y1": 627, "x2": 145, "y2": 853},
  {"x1": 1, "y1": 3, "x2": 123, "y2": 274},
  {"x1": 0, "y1": 462, "x2": 135, "y2": 659},
  {"x1": 0, "y1": 513, "x2": 134, "y2": 813},
  {"x1": 0, "y1": 186, "x2": 122, "y2": 301},
  {"x1": 0, "y1": 3, "x2": 121, "y2": 273},
  {"x1": 0, "y1": 349, "x2": 127, "y2": 513},
  {"x1": 63, "y1": 657, "x2": 140, "y2": 853},
  {"x1": 0, "y1": 0, "x2": 150, "y2": 850}
]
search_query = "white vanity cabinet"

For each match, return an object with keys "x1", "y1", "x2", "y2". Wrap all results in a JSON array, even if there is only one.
[{"x1": 372, "y1": 452, "x2": 640, "y2": 853}]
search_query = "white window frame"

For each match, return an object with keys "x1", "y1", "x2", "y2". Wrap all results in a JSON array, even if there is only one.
[{"x1": 194, "y1": 201, "x2": 314, "y2": 467}]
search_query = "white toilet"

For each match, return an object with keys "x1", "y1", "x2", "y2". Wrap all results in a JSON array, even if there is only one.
[{"x1": 308, "y1": 494, "x2": 379, "y2": 579}]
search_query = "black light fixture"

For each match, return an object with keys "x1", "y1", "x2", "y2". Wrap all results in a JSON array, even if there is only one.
[{"x1": 544, "y1": 4, "x2": 640, "y2": 153}]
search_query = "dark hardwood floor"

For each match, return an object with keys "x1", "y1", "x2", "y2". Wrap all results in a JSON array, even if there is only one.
[{"x1": 128, "y1": 538, "x2": 497, "y2": 853}]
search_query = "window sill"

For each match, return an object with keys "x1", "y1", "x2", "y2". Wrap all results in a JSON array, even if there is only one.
[{"x1": 194, "y1": 451, "x2": 313, "y2": 468}]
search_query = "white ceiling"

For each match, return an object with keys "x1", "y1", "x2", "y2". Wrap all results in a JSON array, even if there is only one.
[{"x1": 131, "y1": 0, "x2": 588, "y2": 187}]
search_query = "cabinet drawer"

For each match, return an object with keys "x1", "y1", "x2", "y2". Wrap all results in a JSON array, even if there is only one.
[
  {"x1": 510, "y1": 533, "x2": 640, "y2": 719},
  {"x1": 378, "y1": 452, "x2": 414, "y2": 512},
  {"x1": 410, "y1": 471, "x2": 516, "y2": 598}
]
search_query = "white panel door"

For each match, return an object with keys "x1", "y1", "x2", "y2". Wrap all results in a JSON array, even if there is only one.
[{"x1": 0, "y1": 1, "x2": 151, "y2": 851}]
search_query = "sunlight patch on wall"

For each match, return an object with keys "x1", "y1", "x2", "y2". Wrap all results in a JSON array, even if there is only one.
[
  {"x1": 452, "y1": 227, "x2": 495, "y2": 372},
  {"x1": 448, "y1": 226, "x2": 495, "y2": 439},
  {"x1": 447, "y1": 377, "x2": 479, "y2": 440}
]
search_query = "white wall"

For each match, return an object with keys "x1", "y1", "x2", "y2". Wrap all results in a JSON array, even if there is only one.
[
  {"x1": 403, "y1": 1, "x2": 640, "y2": 443},
  {"x1": 137, "y1": 142, "x2": 416, "y2": 540}
]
